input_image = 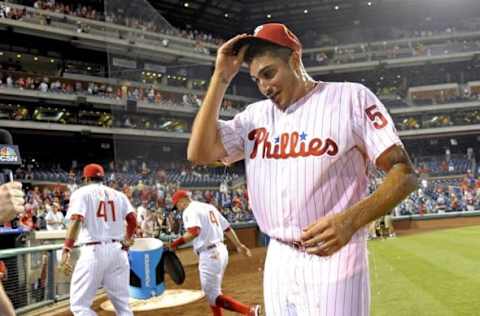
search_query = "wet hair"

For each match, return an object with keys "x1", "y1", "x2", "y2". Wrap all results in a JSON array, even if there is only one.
[{"x1": 243, "y1": 40, "x2": 293, "y2": 65}]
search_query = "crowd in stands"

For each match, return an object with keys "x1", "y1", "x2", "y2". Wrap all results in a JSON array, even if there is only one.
[
  {"x1": 393, "y1": 172, "x2": 480, "y2": 216},
  {"x1": 0, "y1": 67, "x2": 245, "y2": 111},
  {"x1": 4, "y1": 57, "x2": 480, "y2": 134},
  {"x1": 367, "y1": 151, "x2": 480, "y2": 217},
  {"x1": 7, "y1": 160, "x2": 252, "y2": 240},
  {"x1": 305, "y1": 38, "x2": 480, "y2": 67},
  {"x1": 13, "y1": 0, "x2": 224, "y2": 46},
  {"x1": 410, "y1": 87, "x2": 480, "y2": 106},
  {"x1": 395, "y1": 108, "x2": 480, "y2": 131},
  {"x1": 301, "y1": 18, "x2": 480, "y2": 48},
  {"x1": 4, "y1": 1, "x2": 480, "y2": 68}
]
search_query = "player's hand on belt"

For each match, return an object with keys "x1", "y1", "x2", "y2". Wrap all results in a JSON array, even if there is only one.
[
  {"x1": 300, "y1": 213, "x2": 355, "y2": 256},
  {"x1": 236, "y1": 244, "x2": 252, "y2": 258},
  {"x1": 0, "y1": 182, "x2": 25, "y2": 223},
  {"x1": 59, "y1": 249, "x2": 73, "y2": 276},
  {"x1": 214, "y1": 34, "x2": 250, "y2": 84}
]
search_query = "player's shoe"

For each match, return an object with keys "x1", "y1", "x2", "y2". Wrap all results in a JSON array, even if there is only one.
[{"x1": 248, "y1": 304, "x2": 261, "y2": 316}]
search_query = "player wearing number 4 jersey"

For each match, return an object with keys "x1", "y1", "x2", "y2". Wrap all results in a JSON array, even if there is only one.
[
  {"x1": 188, "y1": 23, "x2": 418, "y2": 315},
  {"x1": 170, "y1": 190, "x2": 261, "y2": 316},
  {"x1": 59, "y1": 163, "x2": 137, "y2": 316}
]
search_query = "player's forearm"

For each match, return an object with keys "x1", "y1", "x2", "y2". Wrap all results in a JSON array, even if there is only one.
[
  {"x1": 126, "y1": 212, "x2": 137, "y2": 240},
  {"x1": 182, "y1": 231, "x2": 196, "y2": 243},
  {"x1": 63, "y1": 219, "x2": 82, "y2": 250},
  {"x1": 187, "y1": 73, "x2": 229, "y2": 164},
  {"x1": 171, "y1": 231, "x2": 196, "y2": 249},
  {"x1": 224, "y1": 228, "x2": 242, "y2": 248},
  {"x1": 343, "y1": 163, "x2": 417, "y2": 232}
]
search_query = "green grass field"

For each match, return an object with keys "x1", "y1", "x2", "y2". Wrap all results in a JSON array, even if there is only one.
[{"x1": 369, "y1": 226, "x2": 480, "y2": 316}]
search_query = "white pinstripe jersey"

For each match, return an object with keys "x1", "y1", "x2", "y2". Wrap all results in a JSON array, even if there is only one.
[
  {"x1": 183, "y1": 201, "x2": 230, "y2": 252},
  {"x1": 67, "y1": 183, "x2": 135, "y2": 243},
  {"x1": 218, "y1": 82, "x2": 402, "y2": 244}
]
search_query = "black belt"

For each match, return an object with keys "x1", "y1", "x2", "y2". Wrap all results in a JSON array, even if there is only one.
[
  {"x1": 273, "y1": 238, "x2": 306, "y2": 251},
  {"x1": 85, "y1": 240, "x2": 120, "y2": 246},
  {"x1": 196, "y1": 243, "x2": 218, "y2": 255}
]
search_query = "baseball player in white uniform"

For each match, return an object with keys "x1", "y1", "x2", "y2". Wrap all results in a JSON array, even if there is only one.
[
  {"x1": 169, "y1": 190, "x2": 261, "y2": 316},
  {"x1": 188, "y1": 23, "x2": 418, "y2": 315},
  {"x1": 59, "y1": 163, "x2": 137, "y2": 316}
]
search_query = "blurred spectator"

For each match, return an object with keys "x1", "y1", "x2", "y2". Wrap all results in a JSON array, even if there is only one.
[{"x1": 45, "y1": 202, "x2": 65, "y2": 230}]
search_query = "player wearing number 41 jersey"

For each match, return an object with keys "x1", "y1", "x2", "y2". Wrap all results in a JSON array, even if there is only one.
[
  {"x1": 170, "y1": 190, "x2": 261, "y2": 316},
  {"x1": 59, "y1": 163, "x2": 137, "y2": 316}
]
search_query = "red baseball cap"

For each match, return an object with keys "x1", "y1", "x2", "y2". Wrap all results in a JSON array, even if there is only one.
[
  {"x1": 171, "y1": 190, "x2": 189, "y2": 210},
  {"x1": 233, "y1": 23, "x2": 302, "y2": 55},
  {"x1": 83, "y1": 163, "x2": 105, "y2": 178}
]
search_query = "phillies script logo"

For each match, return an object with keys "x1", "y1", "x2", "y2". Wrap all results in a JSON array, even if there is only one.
[{"x1": 248, "y1": 128, "x2": 338, "y2": 159}]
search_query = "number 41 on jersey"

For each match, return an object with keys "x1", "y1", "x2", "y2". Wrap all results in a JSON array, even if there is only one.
[{"x1": 97, "y1": 201, "x2": 116, "y2": 222}]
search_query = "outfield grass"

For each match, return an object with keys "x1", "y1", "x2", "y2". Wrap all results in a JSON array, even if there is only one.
[{"x1": 369, "y1": 226, "x2": 480, "y2": 316}]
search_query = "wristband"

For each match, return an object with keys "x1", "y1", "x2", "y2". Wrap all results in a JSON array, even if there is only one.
[
  {"x1": 63, "y1": 238, "x2": 75, "y2": 251},
  {"x1": 171, "y1": 237, "x2": 185, "y2": 249}
]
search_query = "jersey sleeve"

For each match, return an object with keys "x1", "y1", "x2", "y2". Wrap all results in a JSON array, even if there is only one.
[
  {"x1": 216, "y1": 209, "x2": 230, "y2": 231},
  {"x1": 352, "y1": 83, "x2": 403, "y2": 165},
  {"x1": 66, "y1": 190, "x2": 87, "y2": 218},
  {"x1": 183, "y1": 209, "x2": 202, "y2": 230},
  {"x1": 217, "y1": 109, "x2": 251, "y2": 164}
]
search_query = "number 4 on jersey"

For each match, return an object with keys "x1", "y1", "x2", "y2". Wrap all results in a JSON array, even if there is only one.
[
  {"x1": 97, "y1": 201, "x2": 116, "y2": 222},
  {"x1": 209, "y1": 210, "x2": 219, "y2": 226}
]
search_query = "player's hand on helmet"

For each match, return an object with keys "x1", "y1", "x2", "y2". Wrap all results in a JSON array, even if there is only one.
[
  {"x1": 236, "y1": 244, "x2": 252, "y2": 258},
  {"x1": 300, "y1": 212, "x2": 355, "y2": 257},
  {"x1": 214, "y1": 34, "x2": 250, "y2": 84},
  {"x1": 0, "y1": 182, "x2": 25, "y2": 223},
  {"x1": 59, "y1": 249, "x2": 73, "y2": 276}
]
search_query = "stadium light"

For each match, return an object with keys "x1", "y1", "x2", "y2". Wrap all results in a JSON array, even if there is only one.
[
  {"x1": 367, "y1": 1, "x2": 372, "y2": 6},
  {"x1": 334, "y1": 5, "x2": 339, "y2": 10},
  {"x1": 16, "y1": 54, "x2": 22, "y2": 59},
  {"x1": 184, "y1": 2, "x2": 189, "y2": 7},
  {"x1": 33, "y1": 57, "x2": 39, "y2": 61},
  {"x1": 50, "y1": 59, "x2": 55, "y2": 63},
  {"x1": 224, "y1": 13, "x2": 229, "y2": 18},
  {"x1": 304, "y1": 9, "x2": 308, "y2": 14},
  {"x1": 267, "y1": 14, "x2": 272, "y2": 18}
]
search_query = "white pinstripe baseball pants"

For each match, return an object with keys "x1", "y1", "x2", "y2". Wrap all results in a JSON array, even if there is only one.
[
  {"x1": 69, "y1": 243, "x2": 133, "y2": 316},
  {"x1": 263, "y1": 239, "x2": 370, "y2": 316}
]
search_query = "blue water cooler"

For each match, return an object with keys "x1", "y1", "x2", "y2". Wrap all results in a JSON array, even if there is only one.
[{"x1": 128, "y1": 238, "x2": 165, "y2": 299}]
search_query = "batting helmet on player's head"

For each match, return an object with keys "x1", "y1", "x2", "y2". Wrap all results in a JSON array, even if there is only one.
[
  {"x1": 83, "y1": 163, "x2": 105, "y2": 178},
  {"x1": 233, "y1": 23, "x2": 302, "y2": 55}
]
